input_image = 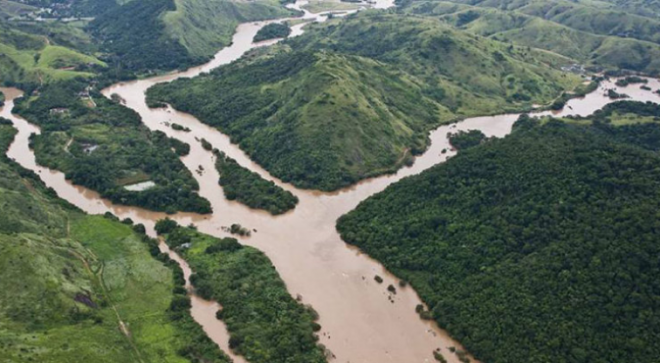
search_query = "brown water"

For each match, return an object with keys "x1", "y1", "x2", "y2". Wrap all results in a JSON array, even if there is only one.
[{"x1": 3, "y1": 12, "x2": 660, "y2": 363}]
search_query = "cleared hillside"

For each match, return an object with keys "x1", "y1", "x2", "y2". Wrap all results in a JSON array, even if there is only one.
[{"x1": 0, "y1": 24, "x2": 104, "y2": 87}]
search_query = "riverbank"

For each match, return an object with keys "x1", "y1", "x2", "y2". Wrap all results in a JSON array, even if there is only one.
[{"x1": 3, "y1": 5, "x2": 660, "y2": 363}]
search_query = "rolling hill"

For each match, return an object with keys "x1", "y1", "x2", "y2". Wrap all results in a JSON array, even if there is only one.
[
  {"x1": 147, "y1": 12, "x2": 582, "y2": 191},
  {"x1": 0, "y1": 24, "x2": 104, "y2": 87},
  {"x1": 89, "y1": 0, "x2": 296, "y2": 74},
  {"x1": 403, "y1": 0, "x2": 660, "y2": 74},
  {"x1": 0, "y1": 120, "x2": 230, "y2": 363}
]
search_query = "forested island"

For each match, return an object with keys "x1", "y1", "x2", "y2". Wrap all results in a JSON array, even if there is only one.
[
  {"x1": 13, "y1": 79, "x2": 212, "y2": 214},
  {"x1": 215, "y1": 150, "x2": 298, "y2": 214},
  {"x1": 157, "y1": 220, "x2": 327, "y2": 363},
  {"x1": 253, "y1": 22, "x2": 292, "y2": 42},
  {"x1": 337, "y1": 105, "x2": 660, "y2": 363}
]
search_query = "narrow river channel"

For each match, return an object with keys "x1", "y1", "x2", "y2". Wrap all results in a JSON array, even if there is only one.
[{"x1": 2, "y1": 5, "x2": 660, "y2": 362}]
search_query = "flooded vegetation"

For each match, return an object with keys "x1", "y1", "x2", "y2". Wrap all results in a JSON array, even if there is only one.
[{"x1": 2, "y1": 1, "x2": 660, "y2": 362}]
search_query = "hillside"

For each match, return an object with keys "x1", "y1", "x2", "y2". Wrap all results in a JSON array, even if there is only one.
[
  {"x1": 1, "y1": 0, "x2": 295, "y2": 80},
  {"x1": 0, "y1": 24, "x2": 104, "y2": 87},
  {"x1": 337, "y1": 107, "x2": 660, "y2": 363},
  {"x1": 164, "y1": 0, "x2": 296, "y2": 58},
  {"x1": 415, "y1": 0, "x2": 660, "y2": 44},
  {"x1": 148, "y1": 13, "x2": 581, "y2": 191},
  {"x1": 403, "y1": 0, "x2": 660, "y2": 74},
  {"x1": 89, "y1": 0, "x2": 296, "y2": 73},
  {"x1": 0, "y1": 121, "x2": 230, "y2": 363}
]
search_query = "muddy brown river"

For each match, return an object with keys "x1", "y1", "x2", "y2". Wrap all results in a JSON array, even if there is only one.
[{"x1": 2, "y1": 6, "x2": 660, "y2": 362}]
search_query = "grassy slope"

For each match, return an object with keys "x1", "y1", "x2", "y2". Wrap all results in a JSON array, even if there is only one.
[
  {"x1": 405, "y1": 0, "x2": 660, "y2": 74},
  {"x1": 163, "y1": 0, "x2": 295, "y2": 58},
  {"x1": 162, "y1": 226, "x2": 327, "y2": 363},
  {"x1": 0, "y1": 25, "x2": 102, "y2": 85},
  {"x1": 302, "y1": 0, "x2": 361, "y2": 13},
  {"x1": 0, "y1": 123, "x2": 229, "y2": 363},
  {"x1": 0, "y1": 0, "x2": 37, "y2": 19},
  {"x1": 89, "y1": 0, "x2": 295, "y2": 74},
  {"x1": 337, "y1": 113, "x2": 660, "y2": 363},
  {"x1": 148, "y1": 13, "x2": 581, "y2": 191}
]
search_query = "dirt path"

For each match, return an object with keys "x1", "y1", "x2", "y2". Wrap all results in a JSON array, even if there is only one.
[
  {"x1": 67, "y1": 246, "x2": 144, "y2": 363},
  {"x1": 64, "y1": 137, "x2": 73, "y2": 154}
]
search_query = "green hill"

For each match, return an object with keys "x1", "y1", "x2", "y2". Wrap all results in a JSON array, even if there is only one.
[
  {"x1": 164, "y1": 0, "x2": 296, "y2": 58},
  {"x1": 0, "y1": 121, "x2": 229, "y2": 363},
  {"x1": 0, "y1": 25, "x2": 103, "y2": 87},
  {"x1": 89, "y1": 0, "x2": 295, "y2": 74},
  {"x1": 404, "y1": 0, "x2": 660, "y2": 74},
  {"x1": 148, "y1": 13, "x2": 581, "y2": 191},
  {"x1": 337, "y1": 107, "x2": 660, "y2": 363}
]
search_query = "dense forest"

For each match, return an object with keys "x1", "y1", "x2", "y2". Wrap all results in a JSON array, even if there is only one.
[
  {"x1": 0, "y1": 121, "x2": 229, "y2": 363},
  {"x1": 253, "y1": 22, "x2": 292, "y2": 42},
  {"x1": 148, "y1": 12, "x2": 581, "y2": 191},
  {"x1": 87, "y1": 0, "x2": 202, "y2": 73},
  {"x1": 447, "y1": 129, "x2": 487, "y2": 150},
  {"x1": 215, "y1": 150, "x2": 298, "y2": 215},
  {"x1": 337, "y1": 110, "x2": 660, "y2": 363},
  {"x1": 13, "y1": 78, "x2": 211, "y2": 213},
  {"x1": 158, "y1": 222, "x2": 327, "y2": 363}
]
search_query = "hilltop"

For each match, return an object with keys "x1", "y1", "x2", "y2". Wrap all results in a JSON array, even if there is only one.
[
  {"x1": 402, "y1": 0, "x2": 660, "y2": 74},
  {"x1": 148, "y1": 12, "x2": 582, "y2": 191}
]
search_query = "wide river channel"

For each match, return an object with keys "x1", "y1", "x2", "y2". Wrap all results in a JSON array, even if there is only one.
[{"x1": 2, "y1": 2, "x2": 660, "y2": 362}]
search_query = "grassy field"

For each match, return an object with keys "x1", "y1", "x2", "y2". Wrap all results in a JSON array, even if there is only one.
[
  {"x1": 0, "y1": 27, "x2": 102, "y2": 85},
  {"x1": 37, "y1": 45, "x2": 105, "y2": 69},
  {"x1": 608, "y1": 112, "x2": 660, "y2": 125},
  {"x1": 0, "y1": 121, "x2": 229, "y2": 363},
  {"x1": 0, "y1": 0, "x2": 37, "y2": 19}
]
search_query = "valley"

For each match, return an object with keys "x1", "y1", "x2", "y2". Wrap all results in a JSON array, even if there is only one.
[{"x1": 2, "y1": 0, "x2": 660, "y2": 362}]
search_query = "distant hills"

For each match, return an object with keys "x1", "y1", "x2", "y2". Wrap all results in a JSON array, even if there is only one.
[
  {"x1": 402, "y1": 0, "x2": 660, "y2": 74},
  {"x1": 0, "y1": 0, "x2": 297, "y2": 83}
]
